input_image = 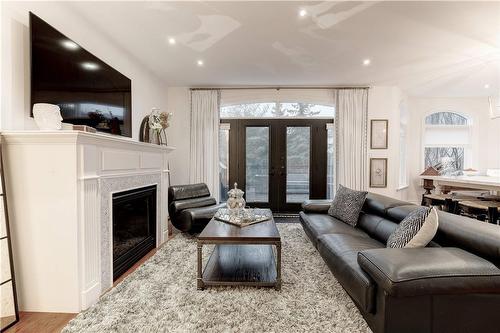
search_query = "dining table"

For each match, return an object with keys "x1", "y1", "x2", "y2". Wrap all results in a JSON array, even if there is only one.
[{"x1": 420, "y1": 175, "x2": 500, "y2": 194}]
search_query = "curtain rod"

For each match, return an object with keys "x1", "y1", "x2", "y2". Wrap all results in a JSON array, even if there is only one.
[{"x1": 190, "y1": 86, "x2": 370, "y2": 91}]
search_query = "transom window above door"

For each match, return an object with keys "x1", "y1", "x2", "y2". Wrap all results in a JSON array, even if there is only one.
[
  {"x1": 220, "y1": 103, "x2": 335, "y2": 118},
  {"x1": 220, "y1": 88, "x2": 335, "y2": 119}
]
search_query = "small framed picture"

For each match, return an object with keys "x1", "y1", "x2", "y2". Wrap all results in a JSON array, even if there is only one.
[
  {"x1": 370, "y1": 158, "x2": 387, "y2": 188},
  {"x1": 370, "y1": 119, "x2": 388, "y2": 149}
]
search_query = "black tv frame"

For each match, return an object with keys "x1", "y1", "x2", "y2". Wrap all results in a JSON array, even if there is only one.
[{"x1": 29, "y1": 12, "x2": 132, "y2": 137}]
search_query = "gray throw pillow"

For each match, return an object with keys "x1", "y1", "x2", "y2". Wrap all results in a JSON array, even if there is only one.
[
  {"x1": 387, "y1": 207, "x2": 439, "y2": 248},
  {"x1": 328, "y1": 185, "x2": 368, "y2": 227}
]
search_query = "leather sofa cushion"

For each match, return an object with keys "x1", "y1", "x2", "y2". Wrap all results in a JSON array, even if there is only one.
[
  {"x1": 301, "y1": 200, "x2": 332, "y2": 214},
  {"x1": 362, "y1": 193, "x2": 410, "y2": 217},
  {"x1": 433, "y1": 210, "x2": 500, "y2": 267},
  {"x1": 299, "y1": 212, "x2": 370, "y2": 247},
  {"x1": 386, "y1": 205, "x2": 419, "y2": 223},
  {"x1": 356, "y1": 213, "x2": 398, "y2": 244},
  {"x1": 168, "y1": 183, "x2": 210, "y2": 201},
  {"x1": 170, "y1": 197, "x2": 217, "y2": 216},
  {"x1": 176, "y1": 203, "x2": 226, "y2": 232},
  {"x1": 317, "y1": 234, "x2": 384, "y2": 313},
  {"x1": 358, "y1": 248, "x2": 500, "y2": 298}
]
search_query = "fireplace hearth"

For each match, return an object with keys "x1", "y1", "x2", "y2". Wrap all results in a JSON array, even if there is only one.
[{"x1": 112, "y1": 185, "x2": 157, "y2": 280}]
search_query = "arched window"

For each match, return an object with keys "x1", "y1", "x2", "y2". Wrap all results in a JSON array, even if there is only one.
[
  {"x1": 425, "y1": 112, "x2": 468, "y2": 125},
  {"x1": 423, "y1": 111, "x2": 470, "y2": 175}
]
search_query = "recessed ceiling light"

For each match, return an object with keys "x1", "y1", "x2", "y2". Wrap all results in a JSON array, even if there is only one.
[
  {"x1": 168, "y1": 37, "x2": 176, "y2": 45},
  {"x1": 484, "y1": 84, "x2": 490, "y2": 89},
  {"x1": 299, "y1": 9, "x2": 307, "y2": 17},
  {"x1": 60, "y1": 39, "x2": 79, "y2": 51},
  {"x1": 81, "y1": 62, "x2": 99, "y2": 71},
  {"x1": 363, "y1": 59, "x2": 371, "y2": 66},
  {"x1": 197, "y1": 60, "x2": 204, "y2": 66}
]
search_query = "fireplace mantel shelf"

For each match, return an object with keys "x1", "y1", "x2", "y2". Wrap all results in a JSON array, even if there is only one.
[
  {"x1": 1, "y1": 130, "x2": 176, "y2": 152},
  {"x1": 1, "y1": 131, "x2": 175, "y2": 313}
]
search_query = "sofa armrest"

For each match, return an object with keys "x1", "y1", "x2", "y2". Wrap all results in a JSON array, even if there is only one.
[
  {"x1": 358, "y1": 248, "x2": 500, "y2": 297},
  {"x1": 169, "y1": 196, "x2": 217, "y2": 217},
  {"x1": 301, "y1": 200, "x2": 332, "y2": 214}
]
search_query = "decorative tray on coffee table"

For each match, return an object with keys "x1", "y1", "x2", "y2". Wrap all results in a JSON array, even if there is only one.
[{"x1": 214, "y1": 208, "x2": 272, "y2": 227}]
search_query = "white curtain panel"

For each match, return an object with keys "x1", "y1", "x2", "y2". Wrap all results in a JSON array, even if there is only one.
[
  {"x1": 189, "y1": 90, "x2": 220, "y2": 201},
  {"x1": 335, "y1": 88, "x2": 369, "y2": 191}
]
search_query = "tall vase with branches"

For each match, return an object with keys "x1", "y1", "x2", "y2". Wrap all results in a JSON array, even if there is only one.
[{"x1": 149, "y1": 108, "x2": 173, "y2": 146}]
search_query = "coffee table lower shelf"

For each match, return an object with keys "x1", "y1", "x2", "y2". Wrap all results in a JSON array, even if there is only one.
[{"x1": 198, "y1": 244, "x2": 281, "y2": 290}]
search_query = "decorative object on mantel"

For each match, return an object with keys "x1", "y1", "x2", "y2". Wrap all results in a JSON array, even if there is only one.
[
  {"x1": 149, "y1": 108, "x2": 173, "y2": 145},
  {"x1": 72, "y1": 125, "x2": 97, "y2": 133},
  {"x1": 369, "y1": 158, "x2": 387, "y2": 188},
  {"x1": 370, "y1": 119, "x2": 388, "y2": 149},
  {"x1": 0, "y1": 144, "x2": 19, "y2": 331},
  {"x1": 214, "y1": 208, "x2": 272, "y2": 227},
  {"x1": 420, "y1": 166, "x2": 440, "y2": 194},
  {"x1": 139, "y1": 116, "x2": 150, "y2": 142},
  {"x1": 32, "y1": 103, "x2": 63, "y2": 130},
  {"x1": 139, "y1": 108, "x2": 173, "y2": 146}
]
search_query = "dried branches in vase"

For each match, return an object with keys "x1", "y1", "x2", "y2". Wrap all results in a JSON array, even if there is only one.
[{"x1": 147, "y1": 108, "x2": 173, "y2": 146}]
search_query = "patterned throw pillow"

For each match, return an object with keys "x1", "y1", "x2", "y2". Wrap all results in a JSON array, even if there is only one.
[
  {"x1": 328, "y1": 184, "x2": 368, "y2": 227},
  {"x1": 387, "y1": 207, "x2": 439, "y2": 248}
]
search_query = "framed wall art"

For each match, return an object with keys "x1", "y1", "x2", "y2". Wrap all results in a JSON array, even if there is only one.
[
  {"x1": 370, "y1": 119, "x2": 388, "y2": 149},
  {"x1": 370, "y1": 158, "x2": 387, "y2": 188}
]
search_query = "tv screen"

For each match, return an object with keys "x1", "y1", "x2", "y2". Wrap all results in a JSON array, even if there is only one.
[{"x1": 30, "y1": 12, "x2": 132, "y2": 137}]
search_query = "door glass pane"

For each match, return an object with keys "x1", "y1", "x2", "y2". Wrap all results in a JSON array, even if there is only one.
[
  {"x1": 246, "y1": 127, "x2": 269, "y2": 202},
  {"x1": 286, "y1": 127, "x2": 310, "y2": 203},
  {"x1": 327, "y1": 125, "x2": 335, "y2": 199}
]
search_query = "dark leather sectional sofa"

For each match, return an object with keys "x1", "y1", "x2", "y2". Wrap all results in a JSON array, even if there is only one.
[{"x1": 300, "y1": 192, "x2": 500, "y2": 333}]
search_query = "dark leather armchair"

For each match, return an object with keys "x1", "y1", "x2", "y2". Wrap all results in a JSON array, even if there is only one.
[{"x1": 168, "y1": 183, "x2": 225, "y2": 233}]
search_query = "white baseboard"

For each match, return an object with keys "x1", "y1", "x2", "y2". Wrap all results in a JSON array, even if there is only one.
[{"x1": 81, "y1": 282, "x2": 101, "y2": 311}]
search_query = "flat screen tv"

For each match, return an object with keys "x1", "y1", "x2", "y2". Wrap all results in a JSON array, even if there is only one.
[{"x1": 30, "y1": 12, "x2": 132, "y2": 137}]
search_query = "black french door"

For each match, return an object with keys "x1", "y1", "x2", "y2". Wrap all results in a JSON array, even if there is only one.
[{"x1": 222, "y1": 119, "x2": 330, "y2": 213}]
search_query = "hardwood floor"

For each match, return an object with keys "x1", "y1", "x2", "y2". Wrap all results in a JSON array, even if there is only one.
[
  {"x1": 4, "y1": 312, "x2": 76, "y2": 333},
  {"x1": 4, "y1": 245, "x2": 162, "y2": 333}
]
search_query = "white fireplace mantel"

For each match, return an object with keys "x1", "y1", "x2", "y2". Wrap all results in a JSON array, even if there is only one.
[{"x1": 1, "y1": 130, "x2": 175, "y2": 313}]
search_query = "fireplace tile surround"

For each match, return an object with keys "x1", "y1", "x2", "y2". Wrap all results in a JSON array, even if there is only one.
[
  {"x1": 103, "y1": 178, "x2": 159, "y2": 288},
  {"x1": 1, "y1": 131, "x2": 175, "y2": 313}
]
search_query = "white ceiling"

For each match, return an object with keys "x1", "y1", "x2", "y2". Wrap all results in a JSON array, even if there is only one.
[{"x1": 66, "y1": 1, "x2": 500, "y2": 97}]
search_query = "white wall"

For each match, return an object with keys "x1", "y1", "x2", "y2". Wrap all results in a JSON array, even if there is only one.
[
  {"x1": 166, "y1": 87, "x2": 191, "y2": 185},
  {"x1": 1, "y1": 1, "x2": 169, "y2": 140},
  {"x1": 406, "y1": 97, "x2": 500, "y2": 202},
  {"x1": 165, "y1": 86, "x2": 409, "y2": 199},
  {"x1": 367, "y1": 86, "x2": 409, "y2": 201}
]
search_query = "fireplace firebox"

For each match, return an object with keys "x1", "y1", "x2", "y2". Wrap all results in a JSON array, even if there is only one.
[{"x1": 112, "y1": 185, "x2": 157, "y2": 280}]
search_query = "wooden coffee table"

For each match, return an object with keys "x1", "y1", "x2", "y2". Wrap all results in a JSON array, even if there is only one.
[{"x1": 197, "y1": 215, "x2": 282, "y2": 290}]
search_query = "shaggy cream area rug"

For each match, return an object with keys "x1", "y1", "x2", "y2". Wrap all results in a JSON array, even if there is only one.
[{"x1": 63, "y1": 223, "x2": 371, "y2": 333}]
